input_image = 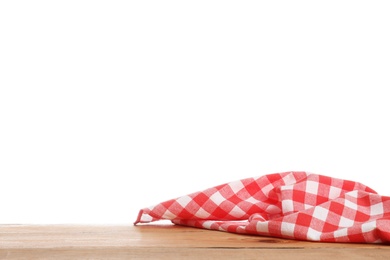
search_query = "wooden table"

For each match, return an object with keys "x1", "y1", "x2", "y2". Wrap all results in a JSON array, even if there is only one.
[{"x1": 1, "y1": 224, "x2": 389, "y2": 259}]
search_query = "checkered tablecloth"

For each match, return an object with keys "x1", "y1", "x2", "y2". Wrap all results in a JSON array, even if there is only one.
[{"x1": 135, "y1": 171, "x2": 390, "y2": 243}]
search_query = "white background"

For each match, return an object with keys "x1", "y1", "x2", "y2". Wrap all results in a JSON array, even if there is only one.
[{"x1": 1, "y1": 1, "x2": 389, "y2": 224}]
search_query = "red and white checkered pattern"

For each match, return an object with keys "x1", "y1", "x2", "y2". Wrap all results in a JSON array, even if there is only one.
[{"x1": 134, "y1": 171, "x2": 390, "y2": 243}]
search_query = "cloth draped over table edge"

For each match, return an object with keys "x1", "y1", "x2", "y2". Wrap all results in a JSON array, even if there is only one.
[{"x1": 134, "y1": 171, "x2": 390, "y2": 243}]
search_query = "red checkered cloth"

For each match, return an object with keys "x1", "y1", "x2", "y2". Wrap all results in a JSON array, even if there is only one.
[{"x1": 134, "y1": 171, "x2": 390, "y2": 243}]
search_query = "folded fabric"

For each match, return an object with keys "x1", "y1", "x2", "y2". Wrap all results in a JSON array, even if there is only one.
[{"x1": 134, "y1": 171, "x2": 390, "y2": 243}]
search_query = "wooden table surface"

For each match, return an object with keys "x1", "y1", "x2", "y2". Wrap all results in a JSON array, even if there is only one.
[{"x1": 1, "y1": 224, "x2": 389, "y2": 259}]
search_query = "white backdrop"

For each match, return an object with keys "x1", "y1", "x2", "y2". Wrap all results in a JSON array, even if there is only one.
[{"x1": 1, "y1": 1, "x2": 389, "y2": 224}]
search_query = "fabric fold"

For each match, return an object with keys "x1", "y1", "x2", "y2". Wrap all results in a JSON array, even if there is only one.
[{"x1": 134, "y1": 171, "x2": 390, "y2": 243}]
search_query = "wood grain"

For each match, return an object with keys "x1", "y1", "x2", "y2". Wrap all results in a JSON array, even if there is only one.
[{"x1": 1, "y1": 224, "x2": 389, "y2": 259}]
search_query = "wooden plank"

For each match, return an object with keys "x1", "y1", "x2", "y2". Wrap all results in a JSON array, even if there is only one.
[
  {"x1": 3, "y1": 248, "x2": 390, "y2": 260},
  {"x1": 1, "y1": 224, "x2": 389, "y2": 259}
]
